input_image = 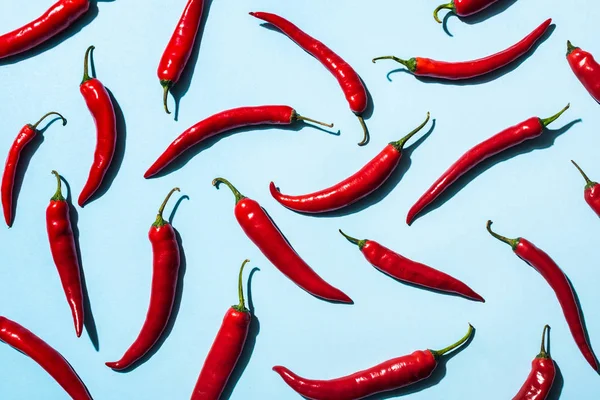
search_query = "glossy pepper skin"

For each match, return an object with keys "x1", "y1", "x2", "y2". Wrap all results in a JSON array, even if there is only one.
[
  {"x1": 270, "y1": 113, "x2": 431, "y2": 213},
  {"x1": 213, "y1": 178, "x2": 352, "y2": 304},
  {"x1": 373, "y1": 19, "x2": 551, "y2": 80},
  {"x1": 158, "y1": 0, "x2": 205, "y2": 114},
  {"x1": 250, "y1": 12, "x2": 370, "y2": 146},
  {"x1": 433, "y1": 0, "x2": 500, "y2": 23},
  {"x1": 106, "y1": 188, "x2": 181, "y2": 370},
  {"x1": 47, "y1": 171, "x2": 85, "y2": 338},
  {"x1": 0, "y1": 316, "x2": 92, "y2": 399},
  {"x1": 274, "y1": 325, "x2": 473, "y2": 400},
  {"x1": 513, "y1": 325, "x2": 556, "y2": 400},
  {"x1": 566, "y1": 41, "x2": 600, "y2": 103},
  {"x1": 571, "y1": 160, "x2": 600, "y2": 217},
  {"x1": 191, "y1": 260, "x2": 252, "y2": 399},
  {"x1": 339, "y1": 230, "x2": 484, "y2": 302},
  {"x1": 487, "y1": 221, "x2": 599, "y2": 372},
  {"x1": 0, "y1": 0, "x2": 90, "y2": 60},
  {"x1": 2, "y1": 112, "x2": 67, "y2": 227},
  {"x1": 144, "y1": 106, "x2": 332, "y2": 178},
  {"x1": 79, "y1": 45, "x2": 117, "y2": 207},
  {"x1": 406, "y1": 105, "x2": 570, "y2": 225}
]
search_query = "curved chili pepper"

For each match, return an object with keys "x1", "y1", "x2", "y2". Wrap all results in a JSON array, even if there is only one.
[
  {"x1": 487, "y1": 221, "x2": 599, "y2": 372},
  {"x1": 250, "y1": 11, "x2": 370, "y2": 146},
  {"x1": 274, "y1": 324, "x2": 473, "y2": 400},
  {"x1": 1, "y1": 112, "x2": 66, "y2": 227},
  {"x1": 571, "y1": 160, "x2": 600, "y2": 217},
  {"x1": 270, "y1": 113, "x2": 431, "y2": 213},
  {"x1": 79, "y1": 45, "x2": 117, "y2": 207},
  {"x1": 158, "y1": 0, "x2": 205, "y2": 114},
  {"x1": 566, "y1": 41, "x2": 600, "y2": 103},
  {"x1": 433, "y1": 0, "x2": 499, "y2": 23},
  {"x1": 191, "y1": 260, "x2": 252, "y2": 399},
  {"x1": 0, "y1": 316, "x2": 92, "y2": 399},
  {"x1": 47, "y1": 171, "x2": 84, "y2": 338},
  {"x1": 213, "y1": 178, "x2": 351, "y2": 304},
  {"x1": 0, "y1": 0, "x2": 90, "y2": 60},
  {"x1": 406, "y1": 105, "x2": 569, "y2": 225},
  {"x1": 339, "y1": 230, "x2": 484, "y2": 302},
  {"x1": 513, "y1": 325, "x2": 556, "y2": 400},
  {"x1": 373, "y1": 19, "x2": 551, "y2": 80},
  {"x1": 106, "y1": 188, "x2": 181, "y2": 370},
  {"x1": 144, "y1": 106, "x2": 332, "y2": 178}
]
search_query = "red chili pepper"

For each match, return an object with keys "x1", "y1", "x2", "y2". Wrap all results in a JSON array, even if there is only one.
[
  {"x1": 106, "y1": 188, "x2": 181, "y2": 370},
  {"x1": 0, "y1": 0, "x2": 90, "y2": 60},
  {"x1": 487, "y1": 221, "x2": 599, "y2": 372},
  {"x1": 270, "y1": 113, "x2": 430, "y2": 213},
  {"x1": 513, "y1": 325, "x2": 556, "y2": 400},
  {"x1": 47, "y1": 171, "x2": 85, "y2": 338},
  {"x1": 191, "y1": 260, "x2": 252, "y2": 399},
  {"x1": 213, "y1": 178, "x2": 352, "y2": 304},
  {"x1": 373, "y1": 19, "x2": 551, "y2": 80},
  {"x1": 1, "y1": 112, "x2": 66, "y2": 227},
  {"x1": 79, "y1": 45, "x2": 117, "y2": 207},
  {"x1": 406, "y1": 105, "x2": 569, "y2": 225},
  {"x1": 274, "y1": 324, "x2": 473, "y2": 400},
  {"x1": 566, "y1": 41, "x2": 600, "y2": 103},
  {"x1": 339, "y1": 230, "x2": 484, "y2": 302},
  {"x1": 433, "y1": 0, "x2": 499, "y2": 23},
  {"x1": 250, "y1": 12, "x2": 370, "y2": 146},
  {"x1": 158, "y1": 0, "x2": 205, "y2": 114},
  {"x1": 144, "y1": 106, "x2": 332, "y2": 179},
  {"x1": 571, "y1": 160, "x2": 600, "y2": 217},
  {"x1": 0, "y1": 316, "x2": 92, "y2": 399}
]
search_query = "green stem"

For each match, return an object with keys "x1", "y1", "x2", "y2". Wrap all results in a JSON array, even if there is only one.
[
  {"x1": 153, "y1": 187, "x2": 180, "y2": 227},
  {"x1": 537, "y1": 325, "x2": 551, "y2": 359},
  {"x1": 338, "y1": 229, "x2": 367, "y2": 250},
  {"x1": 212, "y1": 178, "x2": 246, "y2": 204},
  {"x1": 430, "y1": 324, "x2": 474, "y2": 358},
  {"x1": 566, "y1": 40, "x2": 578, "y2": 56},
  {"x1": 486, "y1": 220, "x2": 519, "y2": 250},
  {"x1": 357, "y1": 116, "x2": 369, "y2": 146},
  {"x1": 433, "y1": 2, "x2": 455, "y2": 23},
  {"x1": 31, "y1": 112, "x2": 67, "y2": 130},
  {"x1": 540, "y1": 104, "x2": 570, "y2": 128},
  {"x1": 291, "y1": 111, "x2": 334, "y2": 128},
  {"x1": 571, "y1": 160, "x2": 596, "y2": 189},
  {"x1": 390, "y1": 112, "x2": 431, "y2": 151},
  {"x1": 82, "y1": 45, "x2": 95, "y2": 84},
  {"x1": 50, "y1": 171, "x2": 65, "y2": 202},
  {"x1": 233, "y1": 259, "x2": 251, "y2": 312},
  {"x1": 372, "y1": 56, "x2": 417, "y2": 73},
  {"x1": 161, "y1": 80, "x2": 172, "y2": 115}
]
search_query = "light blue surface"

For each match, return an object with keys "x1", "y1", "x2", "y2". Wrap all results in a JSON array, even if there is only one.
[{"x1": 0, "y1": 0, "x2": 599, "y2": 398}]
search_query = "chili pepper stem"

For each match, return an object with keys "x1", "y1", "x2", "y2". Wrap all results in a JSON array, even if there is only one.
[
  {"x1": 50, "y1": 171, "x2": 65, "y2": 202},
  {"x1": 540, "y1": 104, "x2": 570, "y2": 127},
  {"x1": 571, "y1": 160, "x2": 596, "y2": 188},
  {"x1": 338, "y1": 229, "x2": 367, "y2": 250},
  {"x1": 233, "y1": 259, "x2": 250, "y2": 312},
  {"x1": 291, "y1": 111, "x2": 334, "y2": 128},
  {"x1": 161, "y1": 80, "x2": 172, "y2": 115},
  {"x1": 82, "y1": 45, "x2": 95, "y2": 84},
  {"x1": 433, "y1": 2, "x2": 455, "y2": 23},
  {"x1": 32, "y1": 112, "x2": 67, "y2": 130},
  {"x1": 538, "y1": 325, "x2": 551, "y2": 359},
  {"x1": 567, "y1": 40, "x2": 578, "y2": 56},
  {"x1": 357, "y1": 116, "x2": 369, "y2": 146},
  {"x1": 372, "y1": 56, "x2": 417, "y2": 73},
  {"x1": 486, "y1": 220, "x2": 519, "y2": 249},
  {"x1": 430, "y1": 324, "x2": 474, "y2": 358},
  {"x1": 153, "y1": 187, "x2": 180, "y2": 228},
  {"x1": 391, "y1": 112, "x2": 431, "y2": 151},
  {"x1": 212, "y1": 178, "x2": 246, "y2": 204}
]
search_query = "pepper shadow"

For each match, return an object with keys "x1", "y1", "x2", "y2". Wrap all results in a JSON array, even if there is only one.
[
  {"x1": 410, "y1": 119, "x2": 580, "y2": 224},
  {"x1": 10, "y1": 116, "x2": 65, "y2": 227},
  {"x1": 114, "y1": 194, "x2": 189, "y2": 372},
  {"x1": 146, "y1": 122, "x2": 338, "y2": 179},
  {"x1": 283, "y1": 120, "x2": 436, "y2": 219},
  {"x1": 0, "y1": 2, "x2": 101, "y2": 66},
  {"x1": 547, "y1": 361, "x2": 564, "y2": 400},
  {"x1": 61, "y1": 176, "x2": 99, "y2": 351},
  {"x1": 170, "y1": 0, "x2": 215, "y2": 121},
  {"x1": 364, "y1": 326, "x2": 476, "y2": 399},
  {"x1": 385, "y1": 24, "x2": 555, "y2": 86},
  {"x1": 221, "y1": 267, "x2": 261, "y2": 400}
]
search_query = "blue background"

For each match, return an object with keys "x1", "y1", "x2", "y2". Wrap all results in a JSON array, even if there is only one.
[{"x1": 0, "y1": 0, "x2": 599, "y2": 398}]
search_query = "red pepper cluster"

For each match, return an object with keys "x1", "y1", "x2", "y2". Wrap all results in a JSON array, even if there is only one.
[{"x1": 1, "y1": 0, "x2": 600, "y2": 399}]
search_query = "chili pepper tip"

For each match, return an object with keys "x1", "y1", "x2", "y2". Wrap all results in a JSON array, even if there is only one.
[{"x1": 433, "y1": 2, "x2": 454, "y2": 24}]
